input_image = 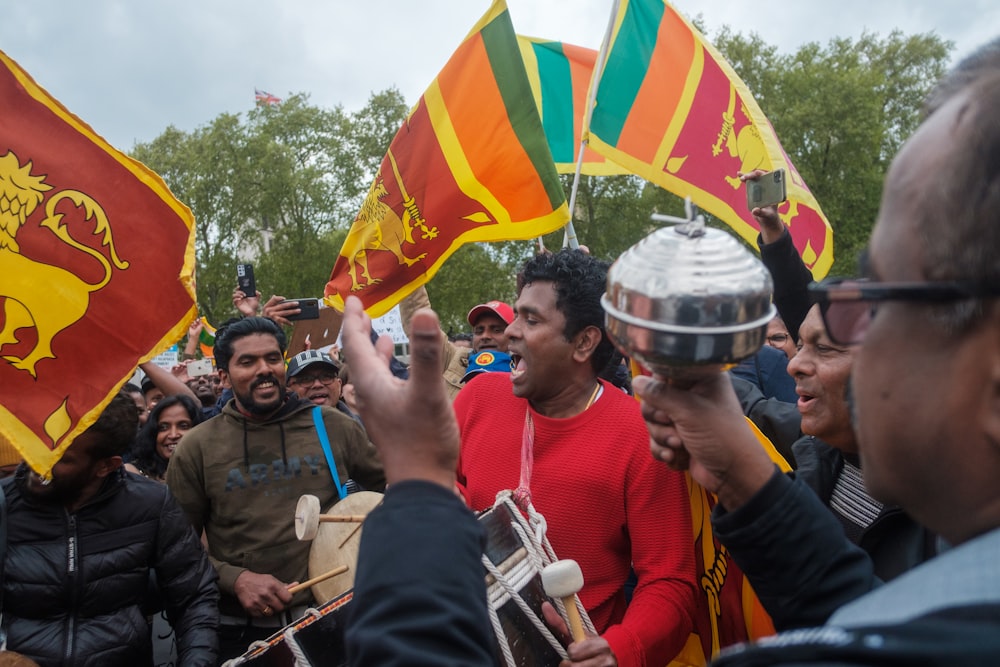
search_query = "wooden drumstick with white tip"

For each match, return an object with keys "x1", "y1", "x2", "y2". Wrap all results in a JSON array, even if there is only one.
[
  {"x1": 295, "y1": 494, "x2": 365, "y2": 541},
  {"x1": 541, "y1": 559, "x2": 586, "y2": 643}
]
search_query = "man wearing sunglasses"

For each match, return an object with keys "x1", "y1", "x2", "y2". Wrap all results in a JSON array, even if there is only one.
[{"x1": 635, "y1": 44, "x2": 1000, "y2": 663}]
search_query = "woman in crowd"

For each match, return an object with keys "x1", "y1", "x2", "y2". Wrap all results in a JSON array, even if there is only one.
[{"x1": 126, "y1": 394, "x2": 202, "y2": 482}]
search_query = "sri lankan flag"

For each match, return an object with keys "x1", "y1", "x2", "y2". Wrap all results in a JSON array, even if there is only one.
[
  {"x1": 517, "y1": 36, "x2": 627, "y2": 176},
  {"x1": 673, "y1": 423, "x2": 786, "y2": 666},
  {"x1": 198, "y1": 316, "x2": 217, "y2": 359},
  {"x1": 324, "y1": 0, "x2": 569, "y2": 317},
  {"x1": 632, "y1": 358, "x2": 783, "y2": 665},
  {"x1": 587, "y1": 0, "x2": 834, "y2": 278},
  {"x1": 0, "y1": 50, "x2": 196, "y2": 476}
]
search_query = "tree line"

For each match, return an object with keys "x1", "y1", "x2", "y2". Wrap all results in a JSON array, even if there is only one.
[{"x1": 130, "y1": 27, "x2": 951, "y2": 335}]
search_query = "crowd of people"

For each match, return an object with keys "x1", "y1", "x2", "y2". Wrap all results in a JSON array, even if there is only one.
[{"x1": 0, "y1": 35, "x2": 996, "y2": 667}]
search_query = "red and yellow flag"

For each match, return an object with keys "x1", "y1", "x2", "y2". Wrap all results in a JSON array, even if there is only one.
[
  {"x1": 631, "y1": 359, "x2": 784, "y2": 665},
  {"x1": 324, "y1": 0, "x2": 569, "y2": 317},
  {"x1": 517, "y1": 36, "x2": 628, "y2": 177},
  {"x1": 670, "y1": 420, "x2": 786, "y2": 666},
  {"x1": 0, "y1": 50, "x2": 196, "y2": 476},
  {"x1": 587, "y1": 0, "x2": 834, "y2": 278}
]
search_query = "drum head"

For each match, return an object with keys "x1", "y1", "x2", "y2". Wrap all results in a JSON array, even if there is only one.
[{"x1": 307, "y1": 491, "x2": 383, "y2": 603}]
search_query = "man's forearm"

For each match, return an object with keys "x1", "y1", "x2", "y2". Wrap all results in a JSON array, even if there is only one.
[{"x1": 713, "y1": 470, "x2": 878, "y2": 629}]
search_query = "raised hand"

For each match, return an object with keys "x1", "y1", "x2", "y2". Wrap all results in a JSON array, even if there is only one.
[{"x1": 340, "y1": 295, "x2": 459, "y2": 490}]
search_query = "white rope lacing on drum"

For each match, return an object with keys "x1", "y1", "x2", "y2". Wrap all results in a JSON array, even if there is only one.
[
  {"x1": 220, "y1": 639, "x2": 270, "y2": 666},
  {"x1": 280, "y1": 606, "x2": 324, "y2": 667},
  {"x1": 482, "y1": 553, "x2": 567, "y2": 664},
  {"x1": 510, "y1": 492, "x2": 596, "y2": 637},
  {"x1": 284, "y1": 625, "x2": 309, "y2": 667},
  {"x1": 485, "y1": 587, "x2": 518, "y2": 667},
  {"x1": 483, "y1": 492, "x2": 596, "y2": 666}
]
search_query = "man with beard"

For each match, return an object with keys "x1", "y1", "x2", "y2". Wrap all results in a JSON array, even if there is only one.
[
  {"x1": 1, "y1": 392, "x2": 219, "y2": 666},
  {"x1": 165, "y1": 317, "x2": 384, "y2": 661}
]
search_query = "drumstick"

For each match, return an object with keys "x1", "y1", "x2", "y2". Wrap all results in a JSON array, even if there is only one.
[
  {"x1": 318, "y1": 515, "x2": 366, "y2": 523},
  {"x1": 287, "y1": 565, "x2": 350, "y2": 595},
  {"x1": 338, "y1": 523, "x2": 363, "y2": 549},
  {"x1": 541, "y1": 559, "x2": 586, "y2": 643},
  {"x1": 295, "y1": 494, "x2": 369, "y2": 541}
]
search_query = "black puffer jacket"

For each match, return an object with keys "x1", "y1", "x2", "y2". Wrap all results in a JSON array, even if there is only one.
[{"x1": 2, "y1": 466, "x2": 219, "y2": 666}]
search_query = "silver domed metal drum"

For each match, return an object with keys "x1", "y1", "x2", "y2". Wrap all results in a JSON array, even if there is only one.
[{"x1": 602, "y1": 206, "x2": 775, "y2": 378}]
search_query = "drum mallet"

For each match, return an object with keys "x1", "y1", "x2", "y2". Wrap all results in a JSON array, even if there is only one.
[
  {"x1": 295, "y1": 494, "x2": 366, "y2": 541},
  {"x1": 541, "y1": 559, "x2": 586, "y2": 643},
  {"x1": 287, "y1": 564, "x2": 350, "y2": 595}
]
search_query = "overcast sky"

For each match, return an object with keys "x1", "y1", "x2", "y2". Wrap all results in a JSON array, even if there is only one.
[{"x1": 2, "y1": 1, "x2": 994, "y2": 152}]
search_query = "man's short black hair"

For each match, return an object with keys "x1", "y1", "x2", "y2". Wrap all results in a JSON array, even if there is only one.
[
  {"x1": 517, "y1": 249, "x2": 615, "y2": 375},
  {"x1": 213, "y1": 316, "x2": 287, "y2": 371},
  {"x1": 86, "y1": 392, "x2": 139, "y2": 459}
]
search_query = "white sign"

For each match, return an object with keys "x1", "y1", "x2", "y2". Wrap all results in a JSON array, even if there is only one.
[
  {"x1": 149, "y1": 345, "x2": 179, "y2": 371},
  {"x1": 372, "y1": 305, "x2": 409, "y2": 344},
  {"x1": 335, "y1": 304, "x2": 409, "y2": 348}
]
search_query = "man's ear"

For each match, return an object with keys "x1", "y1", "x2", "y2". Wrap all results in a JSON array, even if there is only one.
[
  {"x1": 96, "y1": 456, "x2": 123, "y2": 479},
  {"x1": 572, "y1": 325, "x2": 603, "y2": 363},
  {"x1": 218, "y1": 369, "x2": 232, "y2": 389}
]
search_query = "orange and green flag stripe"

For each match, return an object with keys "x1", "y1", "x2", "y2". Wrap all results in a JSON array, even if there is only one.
[
  {"x1": 325, "y1": 0, "x2": 569, "y2": 317},
  {"x1": 587, "y1": 0, "x2": 834, "y2": 278},
  {"x1": 518, "y1": 36, "x2": 628, "y2": 176},
  {"x1": 198, "y1": 316, "x2": 216, "y2": 359}
]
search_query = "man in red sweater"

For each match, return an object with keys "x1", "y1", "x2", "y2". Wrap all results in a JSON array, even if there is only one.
[{"x1": 454, "y1": 249, "x2": 696, "y2": 667}]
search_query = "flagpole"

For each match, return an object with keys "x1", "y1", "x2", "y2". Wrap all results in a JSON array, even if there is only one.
[{"x1": 563, "y1": 0, "x2": 621, "y2": 250}]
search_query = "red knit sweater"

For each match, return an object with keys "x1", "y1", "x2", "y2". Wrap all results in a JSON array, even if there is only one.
[{"x1": 454, "y1": 374, "x2": 696, "y2": 667}]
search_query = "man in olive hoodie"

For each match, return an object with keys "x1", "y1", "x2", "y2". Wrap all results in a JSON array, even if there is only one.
[{"x1": 166, "y1": 317, "x2": 384, "y2": 661}]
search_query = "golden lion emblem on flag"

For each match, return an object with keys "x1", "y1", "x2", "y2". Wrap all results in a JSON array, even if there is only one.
[{"x1": 0, "y1": 151, "x2": 128, "y2": 378}]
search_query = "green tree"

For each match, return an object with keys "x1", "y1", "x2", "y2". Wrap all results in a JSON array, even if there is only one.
[
  {"x1": 131, "y1": 89, "x2": 407, "y2": 324},
  {"x1": 542, "y1": 175, "x2": 655, "y2": 263},
  {"x1": 132, "y1": 27, "x2": 951, "y2": 333},
  {"x1": 426, "y1": 243, "x2": 519, "y2": 334}
]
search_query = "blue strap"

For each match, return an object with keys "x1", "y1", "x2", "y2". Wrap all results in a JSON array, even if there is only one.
[{"x1": 312, "y1": 406, "x2": 347, "y2": 501}]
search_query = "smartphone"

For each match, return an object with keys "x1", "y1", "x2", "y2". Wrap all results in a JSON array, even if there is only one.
[
  {"x1": 188, "y1": 358, "x2": 214, "y2": 377},
  {"x1": 281, "y1": 298, "x2": 321, "y2": 321},
  {"x1": 746, "y1": 169, "x2": 787, "y2": 210},
  {"x1": 237, "y1": 263, "x2": 256, "y2": 297}
]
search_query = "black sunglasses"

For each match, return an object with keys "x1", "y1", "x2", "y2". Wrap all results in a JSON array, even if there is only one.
[{"x1": 808, "y1": 278, "x2": 1000, "y2": 346}]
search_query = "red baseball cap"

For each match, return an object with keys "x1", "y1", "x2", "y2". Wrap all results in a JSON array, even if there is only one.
[{"x1": 467, "y1": 300, "x2": 514, "y2": 327}]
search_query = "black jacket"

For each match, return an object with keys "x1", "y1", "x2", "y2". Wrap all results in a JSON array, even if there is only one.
[
  {"x1": 713, "y1": 470, "x2": 880, "y2": 631},
  {"x1": 732, "y1": 376, "x2": 802, "y2": 467},
  {"x1": 792, "y1": 438, "x2": 938, "y2": 582},
  {"x1": 346, "y1": 481, "x2": 496, "y2": 666},
  {"x1": 758, "y1": 228, "x2": 814, "y2": 340},
  {"x1": 2, "y1": 466, "x2": 218, "y2": 666}
]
